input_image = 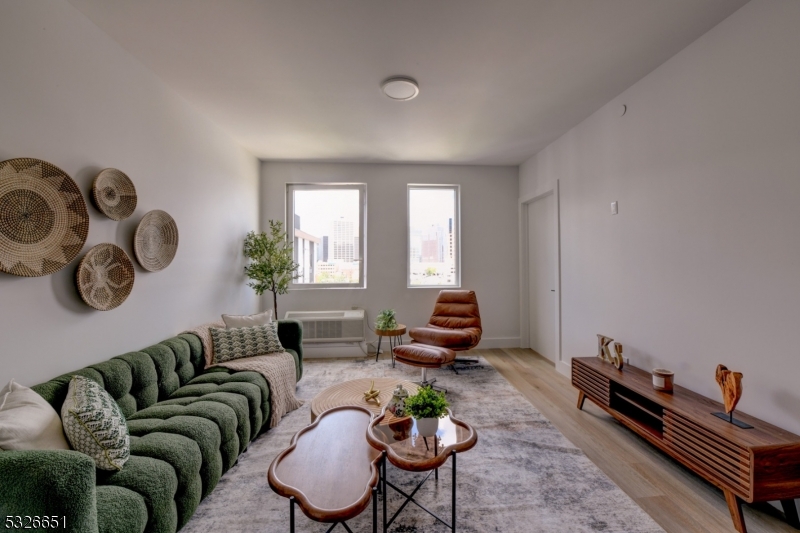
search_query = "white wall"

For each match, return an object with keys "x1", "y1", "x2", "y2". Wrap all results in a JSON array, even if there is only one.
[
  {"x1": 519, "y1": 0, "x2": 800, "y2": 434},
  {"x1": 261, "y1": 162, "x2": 519, "y2": 351},
  {"x1": 0, "y1": 0, "x2": 259, "y2": 386}
]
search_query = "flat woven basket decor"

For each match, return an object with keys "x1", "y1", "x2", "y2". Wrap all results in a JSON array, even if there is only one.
[
  {"x1": 0, "y1": 158, "x2": 89, "y2": 277},
  {"x1": 91, "y1": 168, "x2": 137, "y2": 221},
  {"x1": 76, "y1": 243, "x2": 134, "y2": 311},
  {"x1": 134, "y1": 210, "x2": 178, "y2": 272}
]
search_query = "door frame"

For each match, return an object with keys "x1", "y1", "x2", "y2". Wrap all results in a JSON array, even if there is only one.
[{"x1": 518, "y1": 180, "x2": 567, "y2": 376}]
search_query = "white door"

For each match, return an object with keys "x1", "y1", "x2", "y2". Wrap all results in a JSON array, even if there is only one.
[{"x1": 527, "y1": 194, "x2": 556, "y2": 362}]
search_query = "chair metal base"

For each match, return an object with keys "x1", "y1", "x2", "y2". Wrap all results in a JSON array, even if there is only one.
[
  {"x1": 416, "y1": 367, "x2": 447, "y2": 394},
  {"x1": 449, "y1": 357, "x2": 483, "y2": 374}
]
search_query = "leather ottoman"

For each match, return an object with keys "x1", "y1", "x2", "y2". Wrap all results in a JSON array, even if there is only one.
[
  {"x1": 393, "y1": 344, "x2": 456, "y2": 367},
  {"x1": 392, "y1": 344, "x2": 456, "y2": 392}
]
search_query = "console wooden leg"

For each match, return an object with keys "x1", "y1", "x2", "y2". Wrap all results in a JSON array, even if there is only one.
[
  {"x1": 782, "y1": 499, "x2": 800, "y2": 529},
  {"x1": 577, "y1": 391, "x2": 586, "y2": 410},
  {"x1": 724, "y1": 489, "x2": 747, "y2": 533}
]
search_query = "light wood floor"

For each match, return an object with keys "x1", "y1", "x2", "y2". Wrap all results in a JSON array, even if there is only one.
[{"x1": 476, "y1": 348, "x2": 796, "y2": 533}]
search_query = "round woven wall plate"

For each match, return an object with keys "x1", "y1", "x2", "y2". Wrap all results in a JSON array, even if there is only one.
[
  {"x1": 76, "y1": 243, "x2": 135, "y2": 311},
  {"x1": 91, "y1": 168, "x2": 137, "y2": 221},
  {"x1": 0, "y1": 158, "x2": 90, "y2": 277},
  {"x1": 134, "y1": 210, "x2": 178, "y2": 272}
]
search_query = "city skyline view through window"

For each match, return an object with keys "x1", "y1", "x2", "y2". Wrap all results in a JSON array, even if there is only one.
[
  {"x1": 408, "y1": 186, "x2": 459, "y2": 287},
  {"x1": 290, "y1": 186, "x2": 363, "y2": 286}
]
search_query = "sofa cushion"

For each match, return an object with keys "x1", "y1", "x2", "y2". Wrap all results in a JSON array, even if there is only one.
[
  {"x1": 128, "y1": 401, "x2": 239, "y2": 474},
  {"x1": 129, "y1": 433, "x2": 202, "y2": 529},
  {"x1": 113, "y1": 352, "x2": 160, "y2": 415},
  {"x1": 96, "y1": 455, "x2": 178, "y2": 533},
  {"x1": 127, "y1": 415, "x2": 222, "y2": 500},
  {"x1": 61, "y1": 376, "x2": 130, "y2": 471},
  {"x1": 174, "y1": 370, "x2": 269, "y2": 438},
  {"x1": 96, "y1": 485, "x2": 148, "y2": 533}
]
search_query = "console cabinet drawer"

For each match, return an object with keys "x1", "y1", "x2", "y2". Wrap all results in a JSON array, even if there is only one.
[
  {"x1": 572, "y1": 359, "x2": 610, "y2": 407},
  {"x1": 664, "y1": 410, "x2": 751, "y2": 497}
]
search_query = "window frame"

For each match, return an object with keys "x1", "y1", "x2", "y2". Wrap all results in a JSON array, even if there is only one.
[
  {"x1": 286, "y1": 182, "x2": 367, "y2": 290},
  {"x1": 407, "y1": 184, "x2": 461, "y2": 289}
]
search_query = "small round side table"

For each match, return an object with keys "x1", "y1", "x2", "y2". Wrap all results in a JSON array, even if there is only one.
[{"x1": 374, "y1": 324, "x2": 406, "y2": 367}]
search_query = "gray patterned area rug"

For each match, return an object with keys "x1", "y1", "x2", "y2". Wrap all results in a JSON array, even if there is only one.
[{"x1": 180, "y1": 356, "x2": 664, "y2": 533}]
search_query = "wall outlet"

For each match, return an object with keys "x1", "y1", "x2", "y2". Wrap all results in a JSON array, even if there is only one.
[{"x1": 611, "y1": 201, "x2": 618, "y2": 215}]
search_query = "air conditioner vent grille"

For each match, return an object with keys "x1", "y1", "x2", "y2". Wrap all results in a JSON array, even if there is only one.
[{"x1": 284, "y1": 310, "x2": 365, "y2": 343}]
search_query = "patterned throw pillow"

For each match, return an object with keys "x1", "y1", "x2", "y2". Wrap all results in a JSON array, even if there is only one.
[
  {"x1": 210, "y1": 322, "x2": 284, "y2": 364},
  {"x1": 61, "y1": 375, "x2": 130, "y2": 471}
]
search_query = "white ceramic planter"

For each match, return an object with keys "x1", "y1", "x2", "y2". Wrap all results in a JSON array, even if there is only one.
[{"x1": 416, "y1": 417, "x2": 439, "y2": 437}]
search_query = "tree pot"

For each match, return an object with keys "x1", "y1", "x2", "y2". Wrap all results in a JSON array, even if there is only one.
[{"x1": 416, "y1": 417, "x2": 439, "y2": 437}]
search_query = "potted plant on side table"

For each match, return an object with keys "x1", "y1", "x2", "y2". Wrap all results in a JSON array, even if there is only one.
[{"x1": 404, "y1": 386, "x2": 449, "y2": 437}]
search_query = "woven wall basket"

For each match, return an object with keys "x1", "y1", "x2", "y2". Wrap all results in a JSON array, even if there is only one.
[
  {"x1": 91, "y1": 168, "x2": 137, "y2": 221},
  {"x1": 0, "y1": 158, "x2": 90, "y2": 277},
  {"x1": 76, "y1": 243, "x2": 135, "y2": 311},
  {"x1": 134, "y1": 210, "x2": 178, "y2": 272}
]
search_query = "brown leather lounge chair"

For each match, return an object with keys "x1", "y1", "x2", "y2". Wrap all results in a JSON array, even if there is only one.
[{"x1": 393, "y1": 290, "x2": 482, "y2": 392}]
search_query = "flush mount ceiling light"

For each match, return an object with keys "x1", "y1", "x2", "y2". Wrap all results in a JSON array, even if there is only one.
[{"x1": 381, "y1": 77, "x2": 419, "y2": 101}]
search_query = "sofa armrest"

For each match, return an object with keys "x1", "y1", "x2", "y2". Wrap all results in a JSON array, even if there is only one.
[
  {"x1": 0, "y1": 450, "x2": 98, "y2": 533},
  {"x1": 277, "y1": 319, "x2": 303, "y2": 380}
]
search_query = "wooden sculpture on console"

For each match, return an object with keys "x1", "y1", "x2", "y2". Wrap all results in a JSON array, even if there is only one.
[
  {"x1": 596, "y1": 335, "x2": 624, "y2": 370},
  {"x1": 713, "y1": 365, "x2": 752, "y2": 428},
  {"x1": 716, "y1": 365, "x2": 743, "y2": 414}
]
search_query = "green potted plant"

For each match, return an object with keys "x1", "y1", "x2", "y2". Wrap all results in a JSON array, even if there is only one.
[
  {"x1": 404, "y1": 386, "x2": 449, "y2": 437},
  {"x1": 375, "y1": 309, "x2": 397, "y2": 331},
  {"x1": 243, "y1": 220, "x2": 300, "y2": 318}
]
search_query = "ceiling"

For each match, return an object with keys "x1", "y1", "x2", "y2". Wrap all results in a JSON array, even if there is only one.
[{"x1": 68, "y1": 0, "x2": 748, "y2": 165}]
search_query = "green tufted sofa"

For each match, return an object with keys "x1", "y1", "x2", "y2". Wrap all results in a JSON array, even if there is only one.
[{"x1": 0, "y1": 320, "x2": 303, "y2": 533}]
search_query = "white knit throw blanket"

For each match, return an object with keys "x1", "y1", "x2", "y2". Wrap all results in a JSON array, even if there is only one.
[{"x1": 183, "y1": 322, "x2": 303, "y2": 428}]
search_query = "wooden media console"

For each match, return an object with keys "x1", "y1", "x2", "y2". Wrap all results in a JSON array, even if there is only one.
[{"x1": 572, "y1": 357, "x2": 800, "y2": 533}]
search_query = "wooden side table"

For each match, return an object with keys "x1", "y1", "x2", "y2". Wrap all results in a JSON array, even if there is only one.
[
  {"x1": 367, "y1": 408, "x2": 477, "y2": 532},
  {"x1": 268, "y1": 406, "x2": 382, "y2": 532},
  {"x1": 374, "y1": 324, "x2": 406, "y2": 367}
]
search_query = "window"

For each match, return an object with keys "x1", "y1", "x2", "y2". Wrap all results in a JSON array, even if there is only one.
[
  {"x1": 408, "y1": 185, "x2": 460, "y2": 287},
  {"x1": 286, "y1": 183, "x2": 366, "y2": 288}
]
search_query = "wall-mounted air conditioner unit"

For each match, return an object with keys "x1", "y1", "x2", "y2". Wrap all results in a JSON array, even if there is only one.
[{"x1": 283, "y1": 310, "x2": 366, "y2": 343}]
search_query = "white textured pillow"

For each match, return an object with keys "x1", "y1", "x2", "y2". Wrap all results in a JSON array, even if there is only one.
[
  {"x1": 222, "y1": 309, "x2": 273, "y2": 329},
  {"x1": 0, "y1": 380, "x2": 69, "y2": 451},
  {"x1": 61, "y1": 375, "x2": 130, "y2": 471}
]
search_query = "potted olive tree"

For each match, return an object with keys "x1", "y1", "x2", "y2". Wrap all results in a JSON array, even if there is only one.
[
  {"x1": 243, "y1": 220, "x2": 300, "y2": 318},
  {"x1": 404, "y1": 386, "x2": 449, "y2": 437}
]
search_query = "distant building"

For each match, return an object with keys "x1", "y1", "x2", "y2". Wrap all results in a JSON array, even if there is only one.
[
  {"x1": 409, "y1": 229, "x2": 422, "y2": 263},
  {"x1": 332, "y1": 218, "x2": 354, "y2": 262},
  {"x1": 421, "y1": 225, "x2": 445, "y2": 263},
  {"x1": 294, "y1": 225, "x2": 321, "y2": 283},
  {"x1": 322, "y1": 236, "x2": 328, "y2": 262},
  {"x1": 448, "y1": 217, "x2": 455, "y2": 275}
]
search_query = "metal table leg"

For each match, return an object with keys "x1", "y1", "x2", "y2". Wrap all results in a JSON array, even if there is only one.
[
  {"x1": 382, "y1": 452, "x2": 387, "y2": 533},
  {"x1": 452, "y1": 451, "x2": 457, "y2": 533},
  {"x1": 289, "y1": 496, "x2": 295, "y2": 533},
  {"x1": 380, "y1": 450, "x2": 459, "y2": 531},
  {"x1": 375, "y1": 335, "x2": 383, "y2": 362},
  {"x1": 373, "y1": 486, "x2": 378, "y2": 533}
]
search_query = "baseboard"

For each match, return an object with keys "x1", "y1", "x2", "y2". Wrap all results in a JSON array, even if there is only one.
[
  {"x1": 557, "y1": 359, "x2": 571, "y2": 377},
  {"x1": 476, "y1": 337, "x2": 521, "y2": 349}
]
